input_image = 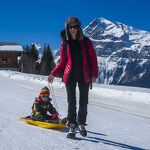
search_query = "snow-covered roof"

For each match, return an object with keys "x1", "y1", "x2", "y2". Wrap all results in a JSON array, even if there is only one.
[{"x1": 0, "y1": 42, "x2": 23, "y2": 52}]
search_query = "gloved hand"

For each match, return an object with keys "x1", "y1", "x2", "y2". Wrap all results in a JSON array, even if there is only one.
[{"x1": 52, "y1": 113, "x2": 58, "y2": 120}]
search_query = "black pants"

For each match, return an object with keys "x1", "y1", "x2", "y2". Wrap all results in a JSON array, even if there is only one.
[
  {"x1": 66, "y1": 76, "x2": 89, "y2": 125},
  {"x1": 32, "y1": 114, "x2": 53, "y2": 121}
]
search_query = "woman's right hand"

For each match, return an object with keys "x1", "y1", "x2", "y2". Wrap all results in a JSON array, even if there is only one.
[{"x1": 48, "y1": 74, "x2": 54, "y2": 83}]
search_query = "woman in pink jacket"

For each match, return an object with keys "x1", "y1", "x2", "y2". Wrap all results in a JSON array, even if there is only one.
[{"x1": 48, "y1": 16, "x2": 98, "y2": 139}]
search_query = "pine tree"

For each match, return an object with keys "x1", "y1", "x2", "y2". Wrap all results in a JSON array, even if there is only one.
[
  {"x1": 24, "y1": 44, "x2": 29, "y2": 54},
  {"x1": 40, "y1": 44, "x2": 55, "y2": 75},
  {"x1": 20, "y1": 43, "x2": 39, "y2": 74},
  {"x1": 28, "y1": 44, "x2": 39, "y2": 61},
  {"x1": 18, "y1": 44, "x2": 31, "y2": 73}
]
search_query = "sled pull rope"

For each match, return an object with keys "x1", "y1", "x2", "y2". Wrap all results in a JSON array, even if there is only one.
[{"x1": 48, "y1": 82, "x2": 60, "y2": 117}]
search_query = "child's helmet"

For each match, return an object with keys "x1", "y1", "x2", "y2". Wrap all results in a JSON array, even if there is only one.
[{"x1": 40, "y1": 86, "x2": 50, "y2": 96}]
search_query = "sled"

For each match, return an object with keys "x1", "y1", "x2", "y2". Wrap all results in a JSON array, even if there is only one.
[{"x1": 20, "y1": 117, "x2": 66, "y2": 129}]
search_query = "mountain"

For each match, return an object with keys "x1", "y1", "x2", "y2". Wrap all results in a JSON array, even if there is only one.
[
  {"x1": 32, "y1": 43, "x2": 43, "y2": 54},
  {"x1": 83, "y1": 18, "x2": 150, "y2": 88},
  {"x1": 52, "y1": 49, "x2": 60, "y2": 58}
]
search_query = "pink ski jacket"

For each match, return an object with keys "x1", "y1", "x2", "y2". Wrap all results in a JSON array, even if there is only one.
[{"x1": 51, "y1": 38, "x2": 98, "y2": 84}]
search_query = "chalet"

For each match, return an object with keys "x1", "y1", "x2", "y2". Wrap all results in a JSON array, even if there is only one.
[{"x1": 0, "y1": 42, "x2": 23, "y2": 69}]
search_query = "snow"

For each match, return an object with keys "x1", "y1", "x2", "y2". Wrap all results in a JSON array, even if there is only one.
[
  {"x1": 33, "y1": 43, "x2": 41, "y2": 50},
  {"x1": 0, "y1": 45, "x2": 23, "y2": 52},
  {"x1": 0, "y1": 70, "x2": 150, "y2": 150},
  {"x1": 84, "y1": 17, "x2": 150, "y2": 54}
]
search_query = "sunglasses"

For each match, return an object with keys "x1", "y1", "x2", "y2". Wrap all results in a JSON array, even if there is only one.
[
  {"x1": 41, "y1": 95, "x2": 49, "y2": 98},
  {"x1": 68, "y1": 25, "x2": 79, "y2": 29}
]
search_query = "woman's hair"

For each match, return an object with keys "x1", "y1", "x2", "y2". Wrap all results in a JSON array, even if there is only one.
[
  {"x1": 65, "y1": 16, "x2": 83, "y2": 41},
  {"x1": 65, "y1": 16, "x2": 81, "y2": 28}
]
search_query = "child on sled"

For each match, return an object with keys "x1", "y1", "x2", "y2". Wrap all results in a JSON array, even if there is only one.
[{"x1": 30, "y1": 86, "x2": 58, "y2": 122}]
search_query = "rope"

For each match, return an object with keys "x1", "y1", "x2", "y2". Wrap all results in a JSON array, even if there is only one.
[{"x1": 48, "y1": 82, "x2": 60, "y2": 117}]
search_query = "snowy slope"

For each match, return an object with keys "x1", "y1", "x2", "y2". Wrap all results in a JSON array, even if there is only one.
[{"x1": 0, "y1": 70, "x2": 150, "y2": 150}]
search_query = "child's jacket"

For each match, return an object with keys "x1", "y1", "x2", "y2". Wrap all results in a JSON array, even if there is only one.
[{"x1": 31, "y1": 96, "x2": 56, "y2": 117}]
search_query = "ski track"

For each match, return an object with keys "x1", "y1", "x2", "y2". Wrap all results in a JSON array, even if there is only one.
[{"x1": 0, "y1": 75, "x2": 150, "y2": 150}]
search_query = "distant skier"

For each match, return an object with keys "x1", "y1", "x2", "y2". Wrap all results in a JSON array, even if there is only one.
[
  {"x1": 48, "y1": 16, "x2": 98, "y2": 138},
  {"x1": 30, "y1": 86, "x2": 58, "y2": 122}
]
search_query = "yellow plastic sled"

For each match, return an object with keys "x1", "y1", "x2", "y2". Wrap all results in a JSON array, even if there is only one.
[{"x1": 20, "y1": 117, "x2": 66, "y2": 129}]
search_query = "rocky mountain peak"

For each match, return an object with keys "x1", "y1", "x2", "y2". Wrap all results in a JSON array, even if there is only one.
[{"x1": 83, "y1": 18, "x2": 150, "y2": 88}]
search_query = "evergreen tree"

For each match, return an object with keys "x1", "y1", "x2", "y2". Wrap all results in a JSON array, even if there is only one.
[
  {"x1": 28, "y1": 44, "x2": 39, "y2": 61},
  {"x1": 20, "y1": 44, "x2": 39, "y2": 74},
  {"x1": 18, "y1": 44, "x2": 30, "y2": 73},
  {"x1": 24, "y1": 44, "x2": 29, "y2": 54},
  {"x1": 29, "y1": 44, "x2": 39, "y2": 74},
  {"x1": 40, "y1": 44, "x2": 55, "y2": 75}
]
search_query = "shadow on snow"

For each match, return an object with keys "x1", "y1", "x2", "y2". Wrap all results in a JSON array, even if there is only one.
[
  {"x1": 74, "y1": 130, "x2": 148, "y2": 150},
  {"x1": 52, "y1": 128, "x2": 147, "y2": 150}
]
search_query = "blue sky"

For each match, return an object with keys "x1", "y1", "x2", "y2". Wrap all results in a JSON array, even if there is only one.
[{"x1": 0, "y1": 0, "x2": 150, "y2": 50}]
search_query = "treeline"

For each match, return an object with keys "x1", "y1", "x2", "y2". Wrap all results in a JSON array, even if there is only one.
[{"x1": 18, "y1": 43, "x2": 55, "y2": 76}]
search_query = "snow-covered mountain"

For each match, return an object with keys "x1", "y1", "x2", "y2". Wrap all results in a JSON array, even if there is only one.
[
  {"x1": 32, "y1": 43, "x2": 43, "y2": 54},
  {"x1": 33, "y1": 43, "x2": 59, "y2": 58},
  {"x1": 83, "y1": 18, "x2": 150, "y2": 88},
  {"x1": 52, "y1": 49, "x2": 60, "y2": 58}
]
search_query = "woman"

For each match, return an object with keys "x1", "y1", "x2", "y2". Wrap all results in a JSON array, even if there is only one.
[{"x1": 48, "y1": 16, "x2": 98, "y2": 138}]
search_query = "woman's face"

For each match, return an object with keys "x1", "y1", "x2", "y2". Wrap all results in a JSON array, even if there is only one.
[{"x1": 68, "y1": 23, "x2": 78, "y2": 39}]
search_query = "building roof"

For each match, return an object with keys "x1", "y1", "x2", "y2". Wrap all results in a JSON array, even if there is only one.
[
  {"x1": 0, "y1": 42, "x2": 19, "y2": 45},
  {"x1": 0, "y1": 42, "x2": 23, "y2": 52}
]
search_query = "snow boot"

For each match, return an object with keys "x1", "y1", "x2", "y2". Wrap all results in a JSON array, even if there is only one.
[
  {"x1": 78, "y1": 124, "x2": 87, "y2": 137},
  {"x1": 67, "y1": 123, "x2": 76, "y2": 139},
  {"x1": 59, "y1": 117, "x2": 67, "y2": 124}
]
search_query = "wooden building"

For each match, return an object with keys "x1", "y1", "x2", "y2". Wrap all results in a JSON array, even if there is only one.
[{"x1": 0, "y1": 42, "x2": 23, "y2": 69}]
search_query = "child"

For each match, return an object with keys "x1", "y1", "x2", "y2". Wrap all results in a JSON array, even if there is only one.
[{"x1": 31, "y1": 86, "x2": 58, "y2": 122}]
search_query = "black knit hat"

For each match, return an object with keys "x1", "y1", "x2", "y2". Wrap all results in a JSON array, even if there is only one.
[{"x1": 65, "y1": 16, "x2": 83, "y2": 41}]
